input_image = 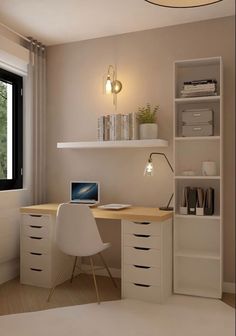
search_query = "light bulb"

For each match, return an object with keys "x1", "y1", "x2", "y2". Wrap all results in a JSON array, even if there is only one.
[
  {"x1": 105, "y1": 75, "x2": 112, "y2": 94},
  {"x1": 144, "y1": 160, "x2": 154, "y2": 176}
]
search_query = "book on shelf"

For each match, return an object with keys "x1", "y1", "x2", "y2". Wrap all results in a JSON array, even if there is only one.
[
  {"x1": 181, "y1": 79, "x2": 217, "y2": 98},
  {"x1": 98, "y1": 113, "x2": 138, "y2": 141}
]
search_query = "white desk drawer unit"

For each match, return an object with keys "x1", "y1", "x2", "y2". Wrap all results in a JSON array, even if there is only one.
[
  {"x1": 20, "y1": 214, "x2": 53, "y2": 288},
  {"x1": 122, "y1": 219, "x2": 172, "y2": 303}
]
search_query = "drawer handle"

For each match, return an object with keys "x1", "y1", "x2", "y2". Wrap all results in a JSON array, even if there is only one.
[
  {"x1": 193, "y1": 127, "x2": 202, "y2": 131},
  {"x1": 133, "y1": 265, "x2": 151, "y2": 269},
  {"x1": 193, "y1": 113, "x2": 201, "y2": 117},
  {"x1": 30, "y1": 252, "x2": 42, "y2": 256},
  {"x1": 134, "y1": 247, "x2": 150, "y2": 251},
  {"x1": 134, "y1": 283, "x2": 150, "y2": 288},
  {"x1": 29, "y1": 215, "x2": 42, "y2": 218},
  {"x1": 133, "y1": 234, "x2": 150, "y2": 238},
  {"x1": 133, "y1": 222, "x2": 150, "y2": 225},
  {"x1": 30, "y1": 236, "x2": 43, "y2": 240},
  {"x1": 30, "y1": 268, "x2": 42, "y2": 272},
  {"x1": 30, "y1": 225, "x2": 43, "y2": 229}
]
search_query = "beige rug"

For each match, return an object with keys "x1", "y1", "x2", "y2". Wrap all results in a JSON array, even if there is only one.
[{"x1": 0, "y1": 295, "x2": 234, "y2": 336}]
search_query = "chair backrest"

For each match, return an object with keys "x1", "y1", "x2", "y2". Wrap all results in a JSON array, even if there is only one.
[{"x1": 56, "y1": 203, "x2": 104, "y2": 257}]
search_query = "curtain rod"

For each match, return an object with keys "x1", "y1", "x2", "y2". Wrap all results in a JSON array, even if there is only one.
[{"x1": 0, "y1": 21, "x2": 45, "y2": 49}]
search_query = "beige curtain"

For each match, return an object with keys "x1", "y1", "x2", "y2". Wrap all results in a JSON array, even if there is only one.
[{"x1": 29, "y1": 39, "x2": 46, "y2": 204}]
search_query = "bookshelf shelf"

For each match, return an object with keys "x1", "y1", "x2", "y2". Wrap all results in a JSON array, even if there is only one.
[
  {"x1": 175, "y1": 136, "x2": 220, "y2": 141},
  {"x1": 175, "y1": 96, "x2": 220, "y2": 104},
  {"x1": 175, "y1": 176, "x2": 221, "y2": 180},
  {"x1": 57, "y1": 139, "x2": 168, "y2": 149}
]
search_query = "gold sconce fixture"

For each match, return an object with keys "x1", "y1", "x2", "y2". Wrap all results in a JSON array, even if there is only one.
[{"x1": 105, "y1": 65, "x2": 122, "y2": 107}]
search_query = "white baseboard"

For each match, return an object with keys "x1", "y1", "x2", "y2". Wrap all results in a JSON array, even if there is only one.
[
  {"x1": 0, "y1": 259, "x2": 19, "y2": 285},
  {"x1": 81, "y1": 264, "x2": 121, "y2": 278},
  {"x1": 223, "y1": 282, "x2": 235, "y2": 294}
]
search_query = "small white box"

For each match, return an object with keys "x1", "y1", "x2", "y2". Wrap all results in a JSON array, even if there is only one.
[
  {"x1": 196, "y1": 207, "x2": 204, "y2": 216},
  {"x1": 179, "y1": 207, "x2": 188, "y2": 215}
]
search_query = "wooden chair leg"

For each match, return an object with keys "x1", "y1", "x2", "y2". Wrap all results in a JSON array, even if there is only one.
[
  {"x1": 89, "y1": 256, "x2": 100, "y2": 304},
  {"x1": 99, "y1": 252, "x2": 117, "y2": 288},
  {"x1": 70, "y1": 256, "x2": 78, "y2": 283}
]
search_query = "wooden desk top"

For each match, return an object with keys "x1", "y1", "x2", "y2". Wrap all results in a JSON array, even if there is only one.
[{"x1": 20, "y1": 203, "x2": 173, "y2": 222}]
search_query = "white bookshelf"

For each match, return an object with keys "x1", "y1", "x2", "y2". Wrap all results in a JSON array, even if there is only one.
[
  {"x1": 173, "y1": 57, "x2": 223, "y2": 299},
  {"x1": 57, "y1": 139, "x2": 168, "y2": 149}
]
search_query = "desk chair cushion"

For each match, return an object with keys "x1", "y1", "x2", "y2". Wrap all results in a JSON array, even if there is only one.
[{"x1": 56, "y1": 203, "x2": 110, "y2": 257}]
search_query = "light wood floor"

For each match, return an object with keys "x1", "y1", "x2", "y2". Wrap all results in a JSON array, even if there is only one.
[{"x1": 0, "y1": 275, "x2": 234, "y2": 316}]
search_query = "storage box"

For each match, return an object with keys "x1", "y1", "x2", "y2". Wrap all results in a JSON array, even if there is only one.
[
  {"x1": 182, "y1": 110, "x2": 213, "y2": 124},
  {"x1": 182, "y1": 124, "x2": 213, "y2": 137}
]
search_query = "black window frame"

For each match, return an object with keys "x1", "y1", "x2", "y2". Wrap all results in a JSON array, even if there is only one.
[{"x1": 0, "y1": 68, "x2": 23, "y2": 190}]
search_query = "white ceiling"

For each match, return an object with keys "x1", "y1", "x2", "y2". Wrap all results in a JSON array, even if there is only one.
[{"x1": 0, "y1": 0, "x2": 234, "y2": 46}]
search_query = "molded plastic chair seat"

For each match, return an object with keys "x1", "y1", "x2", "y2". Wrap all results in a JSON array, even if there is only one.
[{"x1": 47, "y1": 203, "x2": 117, "y2": 303}]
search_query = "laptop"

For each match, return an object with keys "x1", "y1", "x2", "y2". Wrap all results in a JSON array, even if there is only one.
[{"x1": 70, "y1": 181, "x2": 100, "y2": 206}]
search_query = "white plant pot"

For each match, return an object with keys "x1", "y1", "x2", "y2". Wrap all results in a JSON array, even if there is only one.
[{"x1": 139, "y1": 123, "x2": 158, "y2": 140}]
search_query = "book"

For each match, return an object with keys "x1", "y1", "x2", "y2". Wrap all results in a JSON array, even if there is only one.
[
  {"x1": 121, "y1": 114, "x2": 129, "y2": 140},
  {"x1": 129, "y1": 112, "x2": 138, "y2": 140},
  {"x1": 97, "y1": 116, "x2": 104, "y2": 141}
]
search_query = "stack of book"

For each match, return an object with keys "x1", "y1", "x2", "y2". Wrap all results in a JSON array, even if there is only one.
[
  {"x1": 98, "y1": 113, "x2": 138, "y2": 141},
  {"x1": 180, "y1": 79, "x2": 217, "y2": 98}
]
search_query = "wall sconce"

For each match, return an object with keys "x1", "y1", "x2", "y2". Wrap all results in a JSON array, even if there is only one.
[{"x1": 105, "y1": 65, "x2": 122, "y2": 107}]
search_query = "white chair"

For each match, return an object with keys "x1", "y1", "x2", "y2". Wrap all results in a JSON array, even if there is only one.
[{"x1": 47, "y1": 203, "x2": 117, "y2": 303}]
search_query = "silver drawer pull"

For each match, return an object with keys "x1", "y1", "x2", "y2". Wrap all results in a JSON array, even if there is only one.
[
  {"x1": 133, "y1": 234, "x2": 150, "y2": 238},
  {"x1": 133, "y1": 265, "x2": 150, "y2": 269},
  {"x1": 30, "y1": 225, "x2": 42, "y2": 229},
  {"x1": 30, "y1": 236, "x2": 43, "y2": 240},
  {"x1": 134, "y1": 247, "x2": 150, "y2": 251},
  {"x1": 134, "y1": 283, "x2": 150, "y2": 288},
  {"x1": 30, "y1": 252, "x2": 42, "y2": 256},
  {"x1": 133, "y1": 222, "x2": 150, "y2": 225},
  {"x1": 29, "y1": 215, "x2": 42, "y2": 218},
  {"x1": 193, "y1": 113, "x2": 201, "y2": 117},
  {"x1": 193, "y1": 127, "x2": 202, "y2": 131},
  {"x1": 30, "y1": 268, "x2": 42, "y2": 272}
]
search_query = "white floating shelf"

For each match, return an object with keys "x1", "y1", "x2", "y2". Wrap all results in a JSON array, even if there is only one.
[
  {"x1": 175, "y1": 214, "x2": 220, "y2": 220},
  {"x1": 57, "y1": 139, "x2": 168, "y2": 149},
  {"x1": 175, "y1": 96, "x2": 220, "y2": 104},
  {"x1": 175, "y1": 176, "x2": 220, "y2": 180},
  {"x1": 175, "y1": 136, "x2": 220, "y2": 141},
  {"x1": 175, "y1": 250, "x2": 220, "y2": 260}
]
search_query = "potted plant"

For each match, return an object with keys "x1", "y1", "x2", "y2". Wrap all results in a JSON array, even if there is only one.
[{"x1": 137, "y1": 104, "x2": 159, "y2": 139}]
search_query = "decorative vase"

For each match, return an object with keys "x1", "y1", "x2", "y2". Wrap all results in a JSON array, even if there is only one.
[{"x1": 139, "y1": 123, "x2": 158, "y2": 140}]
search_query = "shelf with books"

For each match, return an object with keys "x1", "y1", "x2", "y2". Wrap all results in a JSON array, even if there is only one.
[{"x1": 57, "y1": 139, "x2": 168, "y2": 149}]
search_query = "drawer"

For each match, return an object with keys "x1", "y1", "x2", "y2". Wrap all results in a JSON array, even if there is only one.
[
  {"x1": 22, "y1": 223, "x2": 50, "y2": 237},
  {"x1": 21, "y1": 251, "x2": 50, "y2": 269},
  {"x1": 182, "y1": 109, "x2": 213, "y2": 124},
  {"x1": 123, "y1": 264, "x2": 161, "y2": 286},
  {"x1": 182, "y1": 124, "x2": 213, "y2": 137},
  {"x1": 122, "y1": 282, "x2": 161, "y2": 303},
  {"x1": 21, "y1": 235, "x2": 51, "y2": 254},
  {"x1": 123, "y1": 220, "x2": 161, "y2": 236},
  {"x1": 22, "y1": 214, "x2": 51, "y2": 228},
  {"x1": 123, "y1": 246, "x2": 161, "y2": 267},
  {"x1": 21, "y1": 266, "x2": 51, "y2": 288},
  {"x1": 123, "y1": 233, "x2": 161, "y2": 249}
]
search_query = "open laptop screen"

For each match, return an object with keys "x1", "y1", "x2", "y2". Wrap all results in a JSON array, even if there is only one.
[{"x1": 70, "y1": 181, "x2": 100, "y2": 203}]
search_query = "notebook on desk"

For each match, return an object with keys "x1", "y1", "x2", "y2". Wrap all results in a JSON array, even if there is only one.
[{"x1": 70, "y1": 181, "x2": 100, "y2": 206}]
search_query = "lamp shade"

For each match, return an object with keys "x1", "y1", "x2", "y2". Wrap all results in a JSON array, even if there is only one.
[
  {"x1": 144, "y1": 0, "x2": 222, "y2": 8},
  {"x1": 144, "y1": 160, "x2": 154, "y2": 176}
]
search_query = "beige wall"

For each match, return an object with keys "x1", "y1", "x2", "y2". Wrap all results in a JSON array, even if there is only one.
[{"x1": 46, "y1": 16, "x2": 235, "y2": 283}]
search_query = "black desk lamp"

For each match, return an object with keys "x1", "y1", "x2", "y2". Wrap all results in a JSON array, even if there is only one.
[{"x1": 144, "y1": 152, "x2": 174, "y2": 211}]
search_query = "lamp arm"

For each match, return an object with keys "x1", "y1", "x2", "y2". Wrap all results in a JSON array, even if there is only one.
[{"x1": 149, "y1": 152, "x2": 174, "y2": 173}]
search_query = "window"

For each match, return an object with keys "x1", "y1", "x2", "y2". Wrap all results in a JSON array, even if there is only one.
[{"x1": 0, "y1": 68, "x2": 23, "y2": 190}]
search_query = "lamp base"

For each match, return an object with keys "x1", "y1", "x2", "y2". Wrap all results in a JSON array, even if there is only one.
[{"x1": 159, "y1": 206, "x2": 173, "y2": 211}]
